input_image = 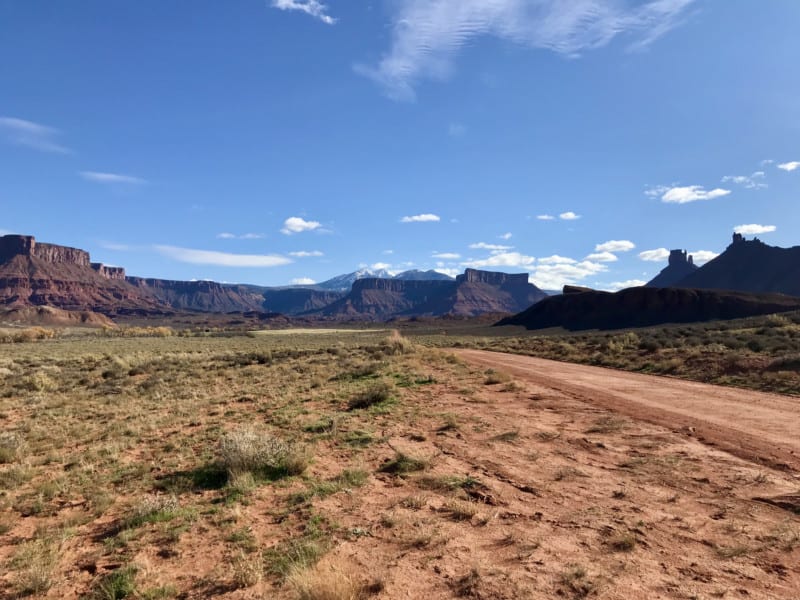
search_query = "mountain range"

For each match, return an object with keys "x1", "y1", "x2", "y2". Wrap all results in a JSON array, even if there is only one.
[{"x1": 0, "y1": 234, "x2": 543, "y2": 320}]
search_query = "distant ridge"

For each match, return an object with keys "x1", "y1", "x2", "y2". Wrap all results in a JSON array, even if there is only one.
[
  {"x1": 666, "y1": 234, "x2": 800, "y2": 296},
  {"x1": 0, "y1": 234, "x2": 542, "y2": 320},
  {"x1": 646, "y1": 249, "x2": 698, "y2": 288},
  {"x1": 498, "y1": 285, "x2": 800, "y2": 331}
]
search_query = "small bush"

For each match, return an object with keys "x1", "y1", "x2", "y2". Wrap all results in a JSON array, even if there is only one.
[
  {"x1": 93, "y1": 565, "x2": 138, "y2": 599},
  {"x1": 220, "y1": 427, "x2": 310, "y2": 480},
  {"x1": 347, "y1": 382, "x2": 393, "y2": 411},
  {"x1": 288, "y1": 561, "x2": 364, "y2": 600}
]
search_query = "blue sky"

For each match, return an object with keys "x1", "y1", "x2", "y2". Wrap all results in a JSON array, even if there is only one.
[{"x1": 1, "y1": 0, "x2": 799, "y2": 290}]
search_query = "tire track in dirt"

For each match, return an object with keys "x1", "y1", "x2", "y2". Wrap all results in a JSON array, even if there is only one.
[{"x1": 454, "y1": 349, "x2": 800, "y2": 474}]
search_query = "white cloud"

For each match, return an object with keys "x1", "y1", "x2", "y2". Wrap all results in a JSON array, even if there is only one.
[
  {"x1": 761, "y1": 159, "x2": 774, "y2": 167},
  {"x1": 536, "y1": 214, "x2": 555, "y2": 221},
  {"x1": 0, "y1": 116, "x2": 69, "y2": 153},
  {"x1": 595, "y1": 240, "x2": 635, "y2": 253},
  {"x1": 281, "y1": 216, "x2": 321, "y2": 235},
  {"x1": 538, "y1": 255, "x2": 576, "y2": 265},
  {"x1": 216, "y1": 232, "x2": 265, "y2": 240},
  {"x1": 649, "y1": 185, "x2": 732, "y2": 204},
  {"x1": 291, "y1": 277, "x2": 317, "y2": 285},
  {"x1": 721, "y1": 172, "x2": 767, "y2": 190},
  {"x1": 531, "y1": 260, "x2": 608, "y2": 290},
  {"x1": 382, "y1": 249, "x2": 394, "y2": 255},
  {"x1": 638, "y1": 248, "x2": 670, "y2": 262},
  {"x1": 733, "y1": 224, "x2": 776, "y2": 235},
  {"x1": 434, "y1": 267, "x2": 460, "y2": 278},
  {"x1": 585, "y1": 251, "x2": 618, "y2": 262},
  {"x1": 777, "y1": 161, "x2": 800, "y2": 172},
  {"x1": 80, "y1": 171, "x2": 147, "y2": 185},
  {"x1": 559, "y1": 211, "x2": 580, "y2": 220},
  {"x1": 371, "y1": 262, "x2": 393, "y2": 271},
  {"x1": 356, "y1": 0, "x2": 695, "y2": 101},
  {"x1": 289, "y1": 250, "x2": 324, "y2": 257},
  {"x1": 690, "y1": 250, "x2": 718, "y2": 265},
  {"x1": 462, "y1": 252, "x2": 536, "y2": 269},
  {"x1": 607, "y1": 279, "x2": 647, "y2": 291},
  {"x1": 0, "y1": 229, "x2": 14, "y2": 236},
  {"x1": 270, "y1": 0, "x2": 335, "y2": 24},
  {"x1": 155, "y1": 245, "x2": 291, "y2": 267},
  {"x1": 401, "y1": 213, "x2": 441, "y2": 223},
  {"x1": 432, "y1": 252, "x2": 461, "y2": 260},
  {"x1": 499, "y1": 232, "x2": 513, "y2": 240},
  {"x1": 469, "y1": 242, "x2": 512, "y2": 251}
]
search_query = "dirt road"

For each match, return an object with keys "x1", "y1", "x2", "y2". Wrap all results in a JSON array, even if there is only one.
[{"x1": 455, "y1": 349, "x2": 800, "y2": 473}]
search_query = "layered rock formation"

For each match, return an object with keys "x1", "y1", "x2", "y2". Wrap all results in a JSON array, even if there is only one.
[
  {"x1": 498, "y1": 285, "x2": 800, "y2": 331},
  {"x1": 311, "y1": 269, "x2": 546, "y2": 320},
  {"x1": 126, "y1": 277, "x2": 266, "y2": 313},
  {"x1": 646, "y1": 249, "x2": 698, "y2": 288},
  {"x1": 0, "y1": 235, "x2": 162, "y2": 314},
  {"x1": 262, "y1": 288, "x2": 346, "y2": 315}
]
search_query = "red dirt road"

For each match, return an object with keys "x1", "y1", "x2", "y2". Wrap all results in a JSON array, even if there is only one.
[{"x1": 454, "y1": 349, "x2": 800, "y2": 474}]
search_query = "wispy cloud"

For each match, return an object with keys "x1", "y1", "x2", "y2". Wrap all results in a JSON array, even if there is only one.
[
  {"x1": 721, "y1": 172, "x2": 767, "y2": 190},
  {"x1": 638, "y1": 248, "x2": 669, "y2": 262},
  {"x1": 291, "y1": 277, "x2": 317, "y2": 285},
  {"x1": 80, "y1": 171, "x2": 147, "y2": 185},
  {"x1": 499, "y1": 232, "x2": 513, "y2": 240},
  {"x1": 0, "y1": 116, "x2": 70, "y2": 153},
  {"x1": 155, "y1": 245, "x2": 291, "y2": 267},
  {"x1": 289, "y1": 250, "x2": 324, "y2": 257},
  {"x1": 559, "y1": 211, "x2": 580, "y2": 220},
  {"x1": 432, "y1": 252, "x2": 460, "y2": 260},
  {"x1": 401, "y1": 213, "x2": 441, "y2": 223},
  {"x1": 469, "y1": 242, "x2": 512, "y2": 251},
  {"x1": 690, "y1": 250, "x2": 718, "y2": 264},
  {"x1": 356, "y1": 0, "x2": 696, "y2": 100},
  {"x1": 777, "y1": 161, "x2": 800, "y2": 172},
  {"x1": 281, "y1": 216, "x2": 322, "y2": 235},
  {"x1": 448, "y1": 123, "x2": 467, "y2": 137},
  {"x1": 733, "y1": 224, "x2": 776, "y2": 235},
  {"x1": 536, "y1": 214, "x2": 555, "y2": 221},
  {"x1": 647, "y1": 185, "x2": 731, "y2": 204},
  {"x1": 532, "y1": 260, "x2": 607, "y2": 290},
  {"x1": 585, "y1": 251, "x2": 618, "y2": 262},
  {"x1": 607, "y1": 279, "x2": 647, "y2": 291},
  {"x1": 595, "y1": 240, "x2": 635, "y2": 253},
  {"x1": 538, "y1": 255, "x2": 576, "y2": 265},
  {"x1": 463, "y1": 251, "x2": 535, "y2": 269},
  {"x1": 217, "y1": 232, "x2": 265, "y2": 240},
  {"x1": 98, "y1": 241, "x2": 134, "y2": 252},
  {"x1": 270, "y1": 0, "x2": 335, "y2": 25}
]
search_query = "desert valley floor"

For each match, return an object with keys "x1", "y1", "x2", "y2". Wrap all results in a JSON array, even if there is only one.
[{"x1": 0, "y1": 330, "x2": 798, "y2": 599}]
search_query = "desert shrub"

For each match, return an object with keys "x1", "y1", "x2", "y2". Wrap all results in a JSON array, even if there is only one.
[
  {"x1": 347, "y1": 382, "x2": 393, "y2": 410},
  {"x1": 288, "y1": 560, "x2": 364, "y2": 600},
  {"x1": 380, "y1": 330, "x2": 415, "y2": 355},
  {"x1": 126, "y1": 495, "x2": 180, "y2": 528},
  {"x1": 220, "y1": 427, "x2": 310, "y2": 480},
  {"x1": 0, "y1": 431, "x2": 25, "y2": 464}
]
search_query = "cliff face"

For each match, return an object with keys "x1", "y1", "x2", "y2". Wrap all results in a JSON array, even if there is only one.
[
  {"x1": 646, "y1": 249, "x2": 698, "y2": 288},
  {"x1": 0, "y1": 235, "x2": 91, "y2": 266},
  {"x1": 310, "y1": 270, "x2": 546, "y2": 320},
  {"x1": 91, "y1": 263, "x2": 126, "y2": 280},
  {"x1": 456, "y1": 269, "x2": 529, "y2": 286},
  {"x1": 498, "y1": 286, "x2": 800, "y2": 331},
  {"x1": 0, "y1": 235, "x2": 162, "y2": 315},
  {"x1": 126, "y1": 277, "x2": 266, "y2": 312},
  {"x1": 262, "y1": 288, "x2": 346, "y2": 315}
]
